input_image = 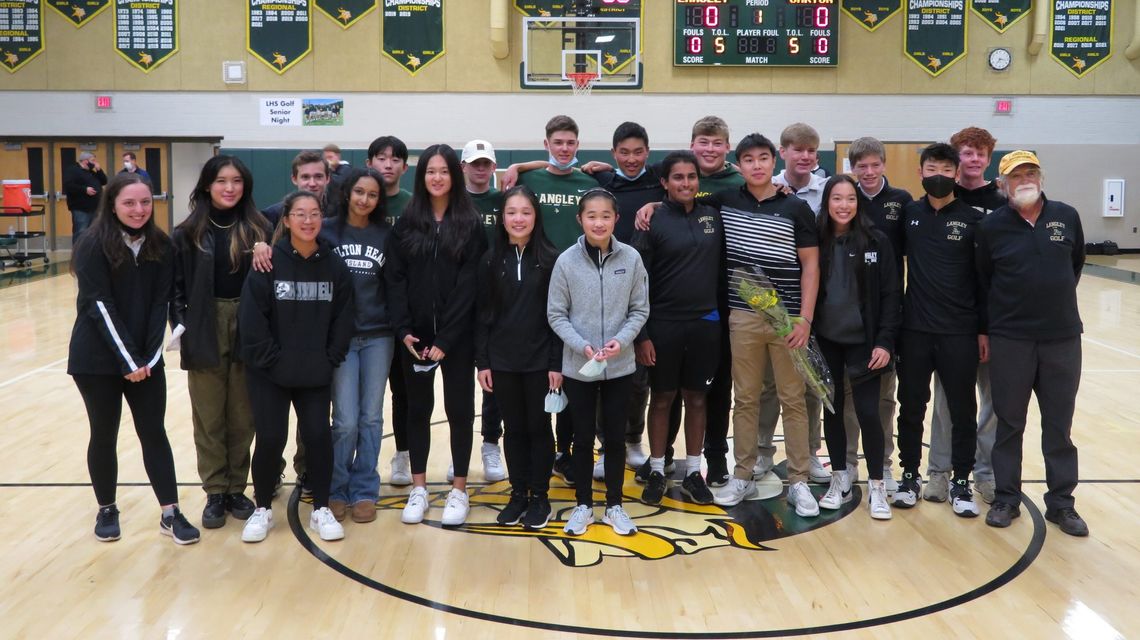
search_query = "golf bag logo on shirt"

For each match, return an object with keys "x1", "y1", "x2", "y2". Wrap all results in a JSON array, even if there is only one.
[
  {"x1": 274, "y1": 280, "x2": 334, "y2": 301},
  {"x1": 359, "y1": 464, "x2": 856, "y2": 568}
]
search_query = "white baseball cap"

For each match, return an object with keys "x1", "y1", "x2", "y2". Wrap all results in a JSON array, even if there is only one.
[{"x1": 461, "y1": 139, "x2": 496, "y2": 164}]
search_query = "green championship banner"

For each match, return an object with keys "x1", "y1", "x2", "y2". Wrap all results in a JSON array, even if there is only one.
[
  {"x1": 315, "y1": 0, "x2": 373, "y2": 28},
  {"x1": 114, "y1": 0, "x2": 178, "y2": 73},
  {"x1": 904, "y1": 0, "x2": 967, "y2": 77},
  {"x1": 248, "y1": 0, "x2": 311, "y2": 74},
  {"x1": 1050, "y1": 0, "x2": 1112, "y2": 77},
  {"x1": 971, "y1": 0, "x2": 1031, "y2": 33},
  {"x1": 381, "y1": 0, "x2": 444, "y2": 76},
  {"x1": 47, "y1": 0, "x2": 107, "y2": 27},
  {"x1": 841, "y1": 1, "x2": 902, "y2": 32},
  {"x1": 1, "y1": 0, "x2": 43, "y2": 73}
]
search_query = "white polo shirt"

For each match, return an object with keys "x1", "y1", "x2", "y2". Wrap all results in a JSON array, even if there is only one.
[{"x1": 773, "y1": 170, "x2": 828, "y2": 215}]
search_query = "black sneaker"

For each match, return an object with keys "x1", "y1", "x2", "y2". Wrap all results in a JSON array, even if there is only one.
[
  {"x1": 523, "y1": 495, "x2": 552, "y2": 530},
  {"x1": 681, "y1": 471, "x2": 715, "y2": 505},
  {"x1": 893, "y1": 471, "x2": 920, "y2": 509},
  {"x1": 1045, "y1": 507, "x2": 1089, "y2": 537},
  {"x1": 949, "y1": 478, "x2": 980, "y2": 518},
  {"x1": 705, "y1": 455, "x2": 730, "y2": 488},
  {"x1": 226, "y1": 493, "x2": 256, "y2": 520},
  {"x1": 202, "y1": 494, "x2": 226, "y2": 529},
  {"x1": 635, "y1": 458, "x2": 676, "y2": 484},
  {"x1": 497, "y1": 491, "x2": 529, "y2": 526},
  {"x1": 642, "y1": 471, "x2": 667, "y2": 505},
  {"x1": 94, "y1": 505, "x2": 121, "y2": 542},
  {"x1": 160, "y1": 508, "x2": 201, "y2": 545},
  {"x1": 553, "y1": 452, "x2": 575, "y2": 486},
  {"x1": 985, "y1": 501, "x2": 1021, "y2": 528}
]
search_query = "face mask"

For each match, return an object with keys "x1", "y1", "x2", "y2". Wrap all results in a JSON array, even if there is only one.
[
  {"x1": 921, "y1": 175, "x2": 956, "y2": 199},
  {"x1": 547, "y1": 153, "x2": 578, "y2": 172},
  {"x1": 616, "y1": 165, "x2": 648, "y2": 181},
  {"x1": 124, "y1": 162, "x2": 134, "y2": 171}
]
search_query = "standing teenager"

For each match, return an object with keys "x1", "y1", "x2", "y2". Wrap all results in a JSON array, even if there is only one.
[
  {"x1": 813, "y1": 175, "x2": 901, "y2": 520},
  {"x1": 69, "y1": 173, "x2": 200, "y2": 545},
  {"x1": 322, "y1": 168, "x2": 392, "y2": 524},
  {"x1": 549, "y1": 189, "x2": 649, "y2": 536},
  {"x1": 386, "y1": 144, "x2": 487, "y2": 527},
  {"x1": 172, "y1": 155, "x2": 271, "y2": 529},
  {"x1": 476, "y1": 185, "x2": 563, "y2": 529},
  {"x1": 239, "y1": 192, "x2": 354, "y2": 543}
]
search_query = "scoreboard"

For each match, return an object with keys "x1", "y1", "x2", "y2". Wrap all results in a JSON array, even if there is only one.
[{"x1": 674, "y1": 0, "x2": 838, "y2": 67}]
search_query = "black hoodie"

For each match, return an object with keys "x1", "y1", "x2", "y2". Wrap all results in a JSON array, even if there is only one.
[
  {"x1": 474, "y1": 243, "x2": 562, "y2": 373},
  {"x1": 239, "y1": 237, "x2": 354, "y2": 388}
]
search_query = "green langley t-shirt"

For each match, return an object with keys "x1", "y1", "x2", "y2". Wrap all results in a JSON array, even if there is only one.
[
  {"x1": 470, "y1": 188, "x2": 504, "y2": 244},
  {"x1": 385, "y1": 188, "x2": 412, "y2": 226},
  {"x1": 519, "y1": 169, "x2": 597, "y2": 251},
  {"x1": 697, "y1": 165, "x2": 745, "y2": 199}
]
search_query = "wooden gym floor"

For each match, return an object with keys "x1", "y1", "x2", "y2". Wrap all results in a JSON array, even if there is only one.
[{"x1": 1, "y1": 259, "x2": 1137, "y2": 639}]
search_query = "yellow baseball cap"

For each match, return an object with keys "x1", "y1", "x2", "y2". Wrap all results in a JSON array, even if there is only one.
[{"x1": 998, "y1": 150, "x2": 1040, "y2": 176}]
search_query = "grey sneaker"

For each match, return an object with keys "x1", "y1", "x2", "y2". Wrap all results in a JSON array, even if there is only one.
[
  {"x1": 975, "y1": 479, "x2": 996, "y2": 504},
  {"x1": 603, "y1": 504, "x2": 637, "y2": 535},
  {"x1": 563, "y1": 504, "x2": 594, "y2": 536},
  {"x1": 923, "y1": 471, "x2": 950, "y2": 503}
]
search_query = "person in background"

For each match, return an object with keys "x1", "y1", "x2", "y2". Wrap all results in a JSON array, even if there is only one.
[
  {"x1": 68, "y1": 173, "x2": 200, "y2": 545},
  {"x1": 323, "y1": 143, "x2": 351, "y2": 186},
  {"x1": 62, "y1": 151, "x2": 108, "y2": 244},
  {"x1": 119, "y1": 151, "x2": 152, "y2": 183},
  {"x1": 261, "y1": 151, "x2": 336, "y2": 227}
]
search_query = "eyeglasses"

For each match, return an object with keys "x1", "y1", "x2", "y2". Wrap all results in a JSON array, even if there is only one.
[{"x1": 289, "y1": 213, "x2": 322, "y2": 221}]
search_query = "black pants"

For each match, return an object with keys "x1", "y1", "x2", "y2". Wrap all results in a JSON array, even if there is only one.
[
  {"x1": 658, "y1": 320, "x2": 731, "y2": 463},
  {"x1": 990, "y1": 335, "x2": 1081, "y2": 510},
  {"x1": 818, "y1": 336, "x2": 884, "y2": 480},
  {"x1": 896, "y1": 329, "x2": 978, "y2": 478},
  {"x1": 495, "y1": 370, "x2": 554, "y2": 496},
  {"x1": 389, "y1": 349, "x2": 409, "y2": 451},
  {"x1": 402, "y1": 342, "x2": 475, "y2": 477},
  {"x1": 247, "y1": 370, "x2": 333, "y2": 509},
  {"x1": 564, "y1": 375, "x2": 633, "y2": 507},
  {"x1": 74, "y1": 370, "x2": 178, "y2": 506},
  {"x1": 481, "y1": 390, "x2": 503, "y2": 445},
  {"x1": 555, "y1": 408, "x2": 573, "y2": 454}
]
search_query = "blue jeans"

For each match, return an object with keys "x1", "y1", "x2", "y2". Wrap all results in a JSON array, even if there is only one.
[
  {"x1": 71, "y1": 209, "x2": 94, "y2": 246},
  {"x1": 330, "y1": 334, "x2": 393, "y2": 504}
]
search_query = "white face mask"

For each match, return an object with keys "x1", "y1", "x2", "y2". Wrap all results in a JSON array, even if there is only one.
[{"x1": 124, "y1": 162, "x2": 134, "y2": 171}]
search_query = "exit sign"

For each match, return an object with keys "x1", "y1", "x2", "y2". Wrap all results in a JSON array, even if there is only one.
[
  {"x1": 95, "y1": 95, "x2": 113, "y2": 111},
  {"x1": 994, "y1": 98, "x2": 1014, "y2": 115}
]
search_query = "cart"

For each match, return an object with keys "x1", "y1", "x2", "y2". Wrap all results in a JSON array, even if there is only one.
[{"x1": 0, "y1": 205, "x2": 50, "y2": 269}]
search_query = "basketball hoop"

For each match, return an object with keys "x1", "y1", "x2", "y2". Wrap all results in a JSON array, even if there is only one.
[{"x1": 567, "y1": 72, "x2": 596, "y2": 96}]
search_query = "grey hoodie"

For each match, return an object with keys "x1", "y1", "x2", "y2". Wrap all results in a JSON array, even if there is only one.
[{"x1": 547, "y1": 235, "x2": 649, "y2": 381}]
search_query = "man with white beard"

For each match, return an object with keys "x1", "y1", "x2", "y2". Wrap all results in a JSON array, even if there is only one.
[{"x1": 975, "y1": 151, "x2": 1088, "y2": 537}]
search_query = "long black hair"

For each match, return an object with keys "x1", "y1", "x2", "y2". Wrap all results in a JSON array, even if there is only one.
[
  {"x1": 482, "y1": 186, "x2": 558, "y2": 324},
  {"x1": 333, "y1": 166, "x2": 388, "y2": 235},
  {"x1": 72, "y1": 173, "x2": 169, "y2": 272},
  {"x1": 398, "y1": 144, "x2": 480, "y2": 261},
  {"x1": 179, "y1": 155, "x2": 269, "y2": 272},
  {"x1": 818, "y1": 174, "x2": 877, "y2": 297}
]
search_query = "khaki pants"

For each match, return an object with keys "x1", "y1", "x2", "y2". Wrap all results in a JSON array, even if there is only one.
[
  {"x1": 729, "y1": 310, "x2": 810, "y2": 484},
  {"x1": 843, "y1": 369, "x2": 897, "y2": 472},
  {"x1": 188, "y1": 298, "x2": 254, "y2": 494}
]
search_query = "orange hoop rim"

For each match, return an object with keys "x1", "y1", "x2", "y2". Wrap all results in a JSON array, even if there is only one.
[{"x1": 566, "y1": 72, "x2": 597, "y2": 94}]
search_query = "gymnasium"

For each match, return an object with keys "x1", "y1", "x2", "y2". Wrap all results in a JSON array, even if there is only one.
[{"x1": 1, "y1": 1, "x2": 1138, "y2": 638}]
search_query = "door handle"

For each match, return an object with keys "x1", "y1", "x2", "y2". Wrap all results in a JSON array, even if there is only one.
[{"x1": 154, "y1": 192, "x2": 169, "y2": 201}]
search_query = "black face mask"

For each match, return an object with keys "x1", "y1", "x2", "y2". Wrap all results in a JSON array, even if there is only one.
[{"x1": 921, "y1": 175, "x2": 957, "y2": 199}]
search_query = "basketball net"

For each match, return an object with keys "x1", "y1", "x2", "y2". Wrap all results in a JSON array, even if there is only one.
[{"x1": 567, "y1": 72, "x2": 596, "y2": 96}]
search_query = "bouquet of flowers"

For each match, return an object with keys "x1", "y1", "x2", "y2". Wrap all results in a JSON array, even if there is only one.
[{"x1": 733, "y1": 267, "x2": 836, "y2": 413}]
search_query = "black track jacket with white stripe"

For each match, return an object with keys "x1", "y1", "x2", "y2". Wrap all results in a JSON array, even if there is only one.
[{"x1": 67, "y1": 235, "x2": 174, "y2": 376}]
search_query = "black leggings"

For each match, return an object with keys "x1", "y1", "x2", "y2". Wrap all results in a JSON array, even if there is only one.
[
  {"x1": 564, "y1": 375, "x2": 634, "y2": 507},
  {"x1": 389, "y1": 349, "x2": 409, "y2": 451},
  {"x1": 817, "y1": 336, "x2": 884, "y2": 480},
  {"x1": 247, "y1": 370, "x2": 333, "y2": 509},
  {"x1": 73, "y1": 369, "x2": 178, "y2": 506},
  {"x1": 494, "y1": 370, "x2": 554, "y2": 496},
  {"x1": 402, "y1": 342, "x2": 475, "y2": 477}
]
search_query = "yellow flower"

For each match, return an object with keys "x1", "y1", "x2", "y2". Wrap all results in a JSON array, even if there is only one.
[
  {"x1": 748, "y1": 295, "x2": 762, "y2": 307},
  {"x1": 756, "y1": 290, "x2": 778, "y2": 309}
]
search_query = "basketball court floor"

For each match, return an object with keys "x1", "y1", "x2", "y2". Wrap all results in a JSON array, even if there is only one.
[{"x1": 1, "y1": 257, "x2": 1137, "y2": 639}]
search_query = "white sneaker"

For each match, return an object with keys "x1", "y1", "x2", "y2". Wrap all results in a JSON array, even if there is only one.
[
  {"x1": 752, "y1": 454, "x2": 774, "y2": 480},
  {"x1": 868, "y1": 479, "x2": 892, "y2": 520},
  {"x1": 401, "y1": 486, "x2": 429, "y2": 524},
  {"x1": 787, "y1": 481, "x2": 820, "y2": 517},
  {"x1": 884, "y1": 467, "x2": 899, "y2": 497},
  {"x1": 309, "y1": 506, "x2": 345, "y2": 541},
  {"x1": 713, "y1": 477, "x2": 757, "y2": 506},
  {"x1": 441, "y1": 488, "x2": 470, "y2": 526},
  {"x1": 950, "y1": 478, "x2": 980, "y2": 518},
  {"x1": 625, "y1": 443, "x2": 648, "y2": 468},
  {"x1": 592, "y1": 454, "x2": 606, "y2": 481},
  {"x1": 603, "y1": 504, "x2": 638, "y2": 535},
  {"x1": 390, "y1": 451, "x2": 412, "y2": 486},
  {"x1": 809, "y1": 455, "x2": 832, "y2": 484},
  {"x1": 563, "y1": 504, "x2": 594, "y2": 535},
  {"x1": 482, "y1": 443, "x2": 507, "y2": 482},
  {"x1": 818, "y1": 470, "x2": 852, "y2": 510},
  {"x1": 241, "y1": 507, "x2": 273, "y2": 543}
]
